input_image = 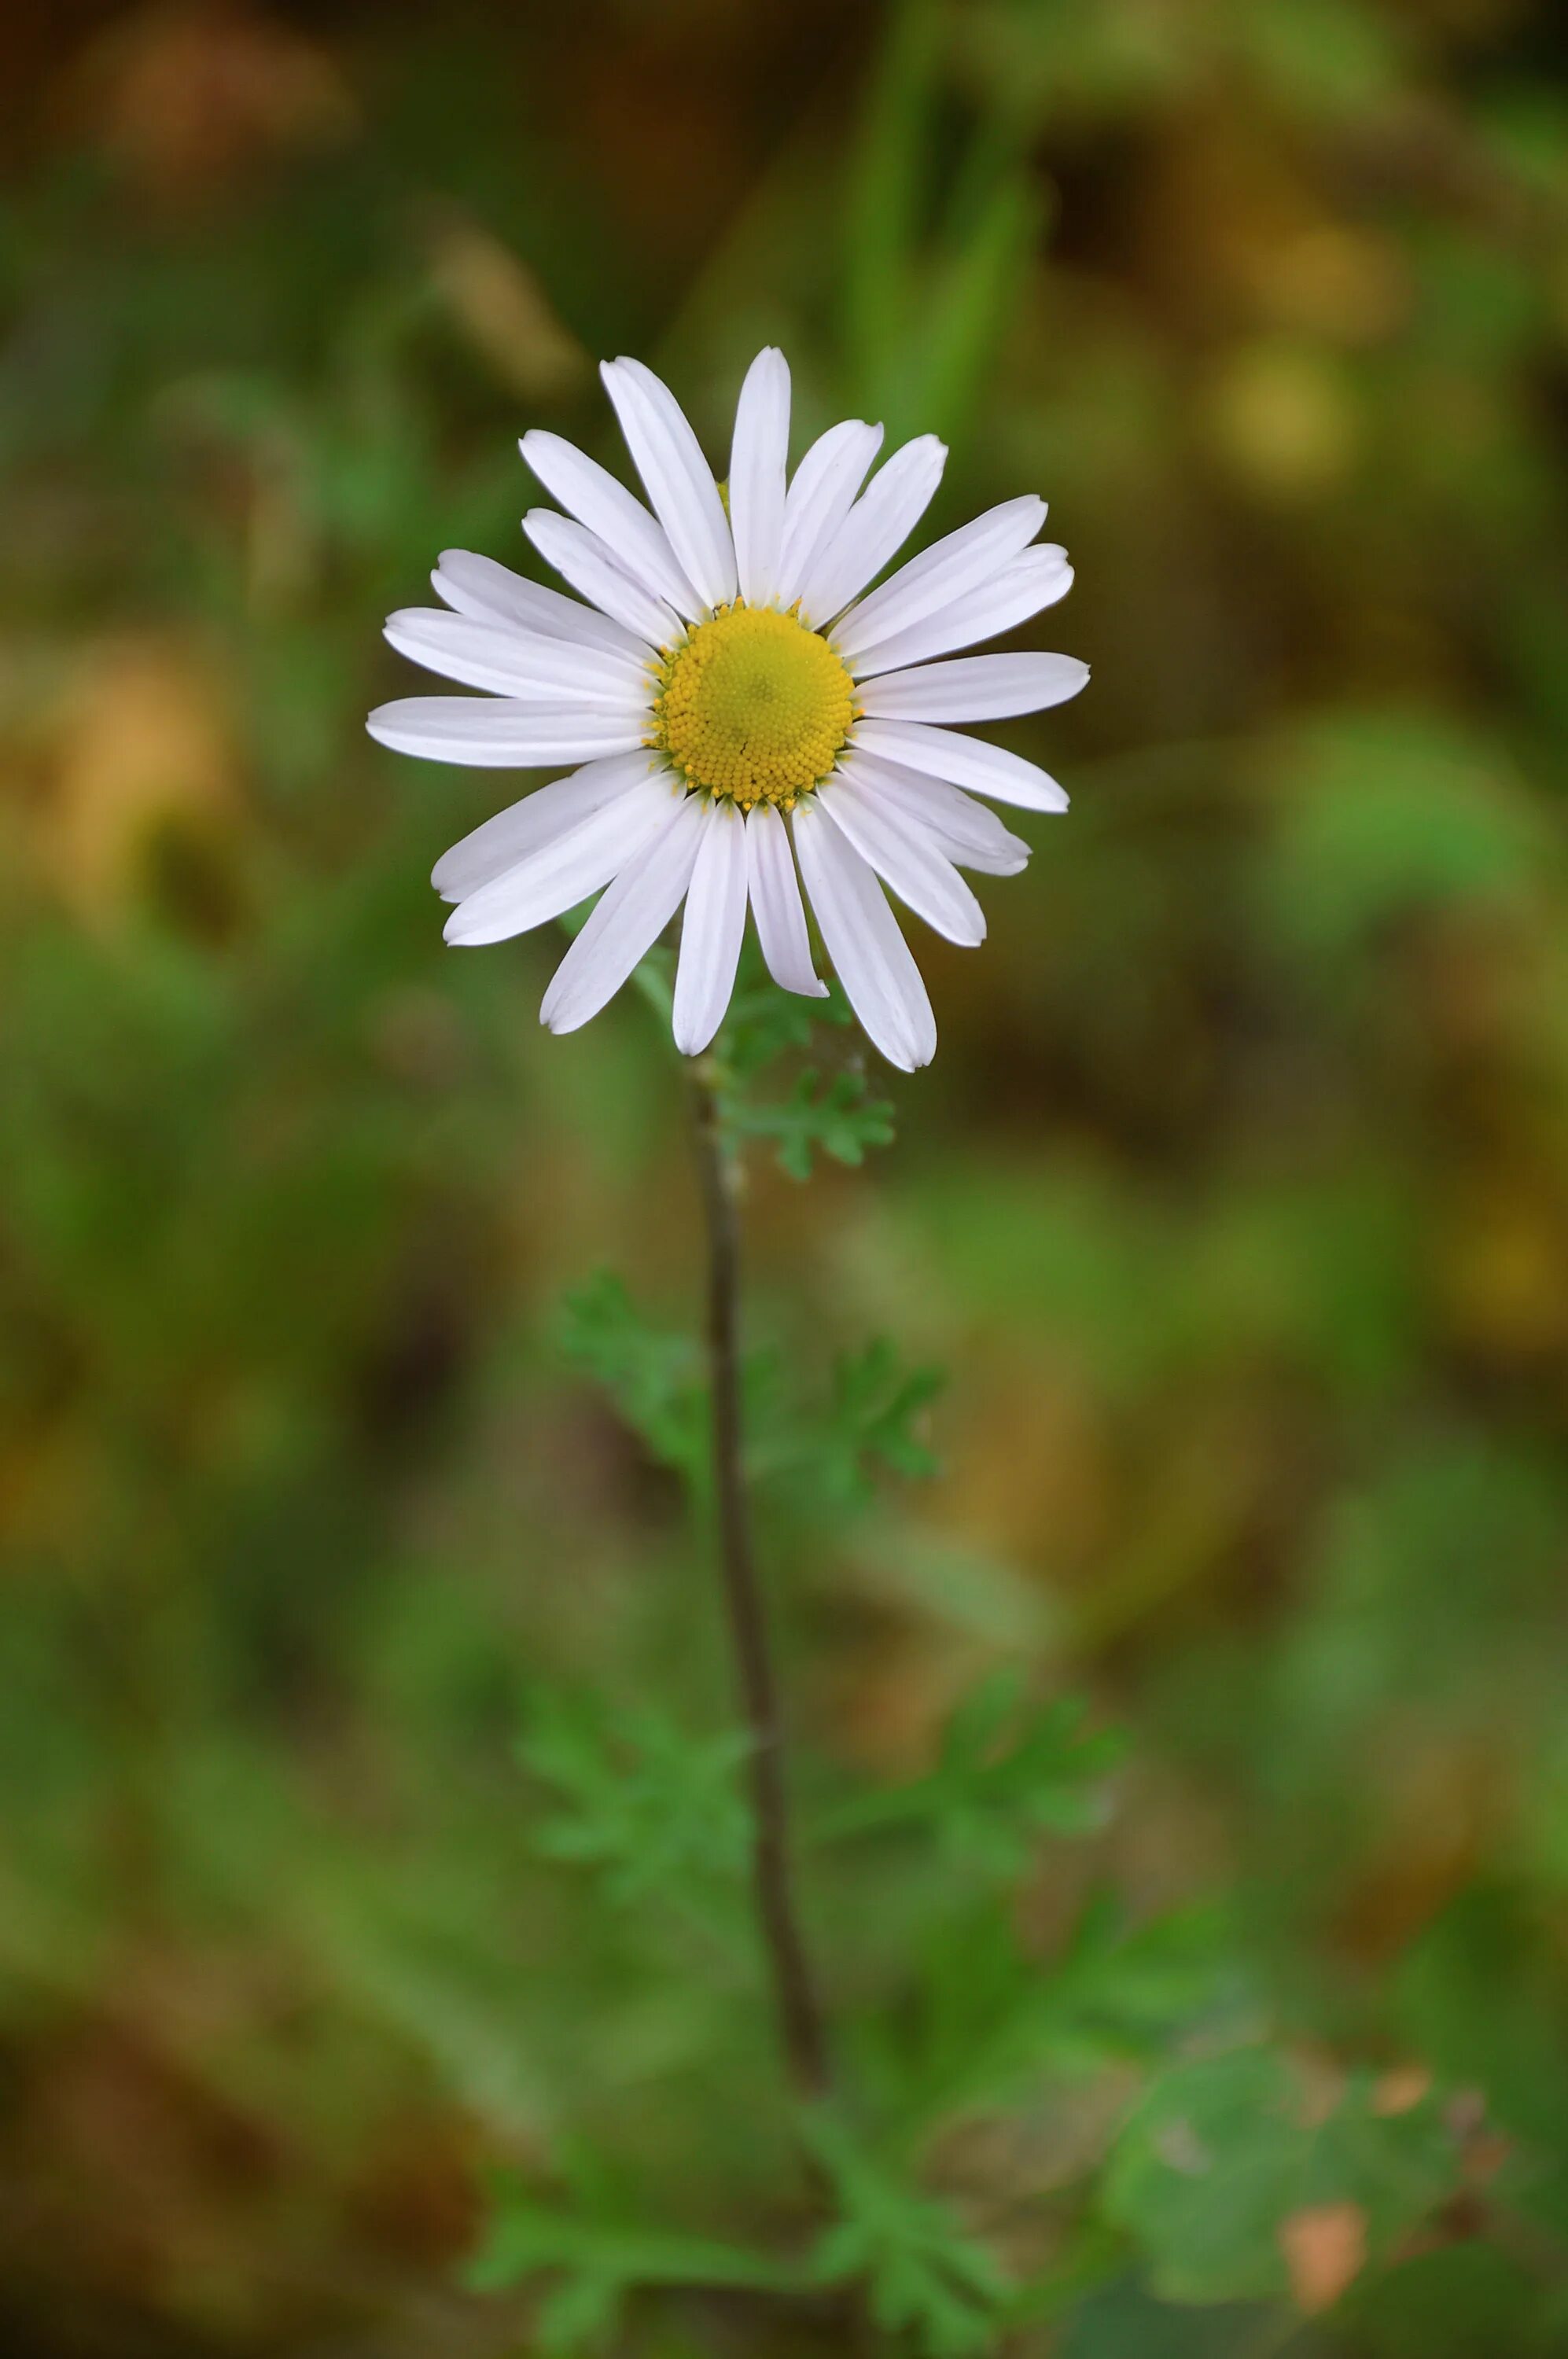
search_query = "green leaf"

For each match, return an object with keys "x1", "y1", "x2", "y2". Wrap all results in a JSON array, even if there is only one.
[
  {"x1": 816, "y1": 1671, "x2": 1123, "y2": 1876},
  {"x1": 519, "y1": 1687, "x2": 751, "y2": 1911},
  {"x1": 1104, "y1": 2049, "x2": 1309, "y2": 2305},
  {"x1": 806, "y1": 2110, "x2": 1010, "y2": 2358},
  {"x1": 1033, "y1": 1897, "x2": 1244, "y2": 2071},
  {"x1": 862, "y1": 1897, "x2": 1235, "y2": 2134},
  {"x1": 707, "y1": 979, "x2": 896, "y2": 1179},
  {"x1": 728, "y1": 1066, "x2": 896, "y2": 1183},
  {"x1": 469, "y1": 2162, "x2": 803, "y2": 2353},
  {"x1": 819, "y1": 1336, "x2": 944, "y2": 1501},
  {"x1": 716, "y1": 977, "x2": 828, "y2": 1083},
  {"x1": 558, "y1": 1272, "x2": 707, "y2": 1482},
  {"x1": 1310, "y1": 2078, "x2": 1463, "y2": 2244},
  {"x1": 749, "y1": 1334, "x2": 944, "y2": 1508},
  {"x1": 1396, "y1": 1883, "x2": 1568, "y2": 2192},
  {"x1": 1103, "y1": 2050, "x2": 1461, "y2": 2307}
]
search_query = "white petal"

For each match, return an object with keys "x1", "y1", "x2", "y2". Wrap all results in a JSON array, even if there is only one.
[
  {"x1": 728, "y1": 348, "x2": 790, "y2": 609},
  {"x1": 859, "y1": 652, "x2": 1090, "y2": 722},
  {"x1": 601, "y1": 357, "x2": 738, "y2": 612},
  {"x1": 366, "y1": 696, "x2": 646, "y2": 768},
  {"x1": 524, "y1": 511, "x2": 683, "y2": 650},
  {"x1": 792, "y1": 800, "x2": 936, "y2": 1072},
  {"x1": 834, "y1": 495, "x2": 1045, "y2": 666},
  {"x1": 835, "y1": 749, "x2": 1029, "y2": 874},
  {"x1": 773, "y1": 419, "x2": 883, "y2": 608},
  {"x1": 672, "y1": 801, "x2": 749, "y2": 1054},
  {"x1": 541, "y1": 790, "x2": 708, "y2": 1034},
  {"x1": 385, "y1": 609, "x2": 650, "y2": 706},
  {"x1": 845, "y1": 545, "x2": 1072, "y2": 678},
  {"x1": 445, "y1": 774, "x2": 679, "y2": 946},
  {"x1": 797, "y1": 435, "x2": 948, "y2": 628},
  {"x1": 854, "y1": 719, "x2": 1069, "y2": 811},
  {"x1": 432, "y1": 549, "x2": 650, "y2": 658},
  {"x1": 746, "y1": 803, "x2": 826, "y2": 996},
  {"x1": 432, "y1": 750, "x2": 664, "y2": 903},
  {"x1": 521, "y1": 431, "x2": 702, "y2": 619},
  {"x1": 817, "y1": 775, "x2": 986, "y2": 947}
]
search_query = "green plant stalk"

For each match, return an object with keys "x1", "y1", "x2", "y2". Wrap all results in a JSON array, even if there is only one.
[{"x1": 687, "y1": 1062, "x2": 832, "y2": 2105}]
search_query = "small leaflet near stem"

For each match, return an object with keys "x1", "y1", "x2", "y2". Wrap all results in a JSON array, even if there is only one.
[{"x1": 686, "y1": 1062, "x2": 832, "y2": 2105}]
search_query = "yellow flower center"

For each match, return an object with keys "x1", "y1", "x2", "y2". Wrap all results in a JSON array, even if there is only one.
[{"x1": 651, "y1": 602, "x2": 856, "y2": 810}]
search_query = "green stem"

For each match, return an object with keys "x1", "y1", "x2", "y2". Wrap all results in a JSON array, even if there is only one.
[{"x1": 687, "y1": 1065, "x2": 832, "y2": 2104}]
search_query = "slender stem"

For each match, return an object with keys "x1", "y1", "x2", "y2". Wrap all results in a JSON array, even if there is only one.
[{"x1": 688, "y1": 1068, "x2": 832, "y2": 2104}]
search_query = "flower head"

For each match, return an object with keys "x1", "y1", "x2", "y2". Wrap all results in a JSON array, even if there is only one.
[{"x1": 368, "y1": 349, "x2": 1086, "y2": 1069}]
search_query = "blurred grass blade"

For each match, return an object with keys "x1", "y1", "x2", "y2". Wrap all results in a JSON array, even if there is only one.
[{"x1": 844, "y1": 0, "x2": 944, "y2": 407}]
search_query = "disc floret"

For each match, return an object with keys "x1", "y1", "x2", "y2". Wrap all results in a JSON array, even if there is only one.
[{"x1": 652, "y1": 601, "x2": 856, "y2": 810}]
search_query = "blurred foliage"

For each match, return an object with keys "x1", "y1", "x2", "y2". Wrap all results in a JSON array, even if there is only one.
[{"x1": 6, "y1": 0, "x2": 1568, "y2": 2353}]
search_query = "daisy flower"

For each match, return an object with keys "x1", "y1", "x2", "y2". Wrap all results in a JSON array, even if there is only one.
[{"x1": 367, "y1": 349, "x2": 1086, "y2": 1070}]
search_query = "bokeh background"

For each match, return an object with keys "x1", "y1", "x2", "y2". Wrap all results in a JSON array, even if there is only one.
[{"x1": 7, "y1": 0, "x2": 1568, "y2": 2352}]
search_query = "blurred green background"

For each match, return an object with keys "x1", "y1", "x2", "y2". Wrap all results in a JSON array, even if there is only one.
[{"x1": 7, "y1": 0, "x2": 1568, "y2": 2352}]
